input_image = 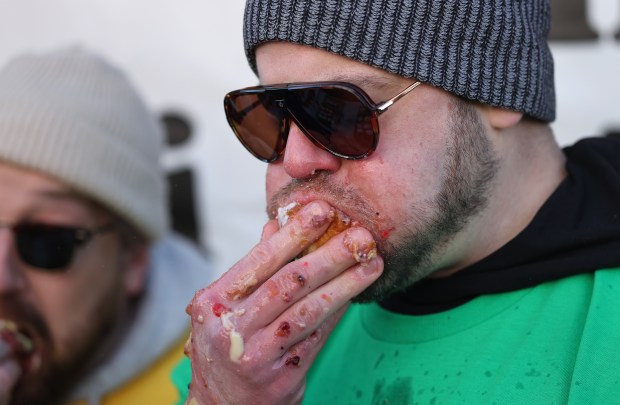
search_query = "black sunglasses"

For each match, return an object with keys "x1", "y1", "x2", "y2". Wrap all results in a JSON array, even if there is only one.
[
  {"x1": 1, "y1": 222, "x2": 115, "y2": 271},
  {"x1": 224, "y1": 80, "x2": 421, "y2": 162}
]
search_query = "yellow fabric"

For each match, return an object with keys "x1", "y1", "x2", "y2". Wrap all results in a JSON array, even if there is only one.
[{"x1": 65, "y1": 335, "x2": 187, "y2": 405}]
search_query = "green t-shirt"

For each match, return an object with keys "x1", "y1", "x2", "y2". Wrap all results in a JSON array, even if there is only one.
[{"x1": 173, "y1": 268, "x2": 620, "y2": 404}]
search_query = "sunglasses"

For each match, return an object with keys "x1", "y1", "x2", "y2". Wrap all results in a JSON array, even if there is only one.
[
  {"x1": 224, "y1": 80, "x2": 421, "y2": 162},
  {"x1": 0, "y1": 222, "x2": 114, "y2": 271}
]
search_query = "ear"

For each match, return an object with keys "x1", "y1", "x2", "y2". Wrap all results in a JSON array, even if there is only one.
[
  {"x1": 122, "y1": 244, "x2": 150, "y2": 297},
  {"x1": 482, "y1": 107, "x2": 523, "y2": 130}
]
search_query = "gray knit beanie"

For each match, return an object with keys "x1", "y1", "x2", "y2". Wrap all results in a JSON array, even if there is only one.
[
  {"x1": 244, "y1": 0, "x2": 556, "y2": 122},
  {"x1": 0, "y1": 47, "x2": 168, "y2": 240}
]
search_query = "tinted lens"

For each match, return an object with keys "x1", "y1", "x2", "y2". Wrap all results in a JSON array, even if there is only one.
[
  {"x1": 225, "y1": 91, "x2": 285, "y2": 162},
  {"x1": 286, "y1": 86, "x2": 378, "y2": 159},
  {"x1": 14, "y1": 224, "x2": 77, "y2": 270}
]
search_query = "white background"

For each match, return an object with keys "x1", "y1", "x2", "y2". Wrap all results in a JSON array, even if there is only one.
[{"x1": 0, "y1": 0, "x2": 618, "y2": 278}]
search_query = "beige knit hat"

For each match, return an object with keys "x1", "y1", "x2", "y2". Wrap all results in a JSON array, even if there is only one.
[{"x1": 0, "y1": 46, "x2": 168, "y2": 240}]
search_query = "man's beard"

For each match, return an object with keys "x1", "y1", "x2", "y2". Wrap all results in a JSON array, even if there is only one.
[
  {"x1": 269, "y1": 97, "x2": 499, "y2": 303},
  {"x1": 4, "y1": 288, "x2": 124, "y2": 405},
  {"x1": 356, "y1": 99, "x2": 499, "y2": 301}
]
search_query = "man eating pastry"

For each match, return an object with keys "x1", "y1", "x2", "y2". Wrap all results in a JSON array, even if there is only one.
[{"x1": 174, "y1": 0, "x2": 620, "y2": 404}]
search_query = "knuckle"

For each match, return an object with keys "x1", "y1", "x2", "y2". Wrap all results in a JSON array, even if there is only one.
[
  {"x1": 209, "y1": 331, "x2": 231, "y2": 350},
  {"x1": 248, "y1": 243, "x2": 273, "y2": 265},
  {"x1": 277, "y1": 266, "x2": 310, "y2": 300},
  {"x1": 285, "y1": 201, "x2": 333, "y2": 234},
  {"x1": 293, "y1": 296, "x2": 328, "y2": 329}
]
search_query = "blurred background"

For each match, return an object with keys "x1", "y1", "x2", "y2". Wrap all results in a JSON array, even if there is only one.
[{"x1": 0, "y1": 0, "x2": 618, "y2": 278}]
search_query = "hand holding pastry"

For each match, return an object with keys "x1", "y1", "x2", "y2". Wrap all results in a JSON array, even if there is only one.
[{"x1": 184, "y1": 200, "x2": 383, "y2": 404}]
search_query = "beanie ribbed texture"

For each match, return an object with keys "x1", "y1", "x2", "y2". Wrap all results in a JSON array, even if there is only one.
[
  {"x1": 243, "y1": 0, "x2": 556, "y2": 122},
  {"x1": 0, "y1": 47, "x2": 167, "y2": 240}
]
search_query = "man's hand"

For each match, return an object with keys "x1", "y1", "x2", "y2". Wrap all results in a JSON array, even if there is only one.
[
  {"x1": 0, "y1": 339, "x2": 21, "y2": 405},
  {"x1": 184, "y1": 200, "x2": 383, "y2": 405}
]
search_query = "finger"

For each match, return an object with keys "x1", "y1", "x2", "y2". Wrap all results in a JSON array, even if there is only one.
[
  {"x1": 245, "y1": 304, "x2": 348, "y2": 402},
  {"x1": 260, "y1": 219, "x2": 280, "y2": 242},
  {"x1": 259, "y1": 255, "x2": 383, "y2": 359},
  {"x1": 218, "y1": 201, "x2": 336, "y2": 301},
  {"x1": 240, "y1": 227, "x2": 378, "y2": 329},
  {"x1": 275, "y1": 304, "x2": 349, "y2": 373}
]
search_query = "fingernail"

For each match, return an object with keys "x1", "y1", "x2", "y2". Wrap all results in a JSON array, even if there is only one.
[
  {"x1": 305, "y1": 202, "x2": 334, "y2": 228},
  {"x1": 343, "y1": 229, "x2": 377, "y2": 263}
]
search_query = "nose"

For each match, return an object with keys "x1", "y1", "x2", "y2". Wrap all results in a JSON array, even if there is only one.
[
  {"x1": 282, "y1": 122, "x2": 341, "y2": 179},
  {"x1": 0, "y1": 229, "x2": 25, "y2": 293}
]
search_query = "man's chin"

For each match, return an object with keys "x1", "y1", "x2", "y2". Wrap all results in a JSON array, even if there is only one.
[
  {"x1": 10, "y1": 354, "x2": 85, "y2": 405},
  {"x1": 351, "y1": 276, "x2": 395, "y2": 304}
]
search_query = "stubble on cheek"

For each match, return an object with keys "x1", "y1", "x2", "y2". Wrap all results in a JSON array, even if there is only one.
[
  {"x1": 17, "y1": 271, "x2": 127, "y2": 404},
  {"x1": 357, "y1": 97, "x2": 499, "y2": 302},
  {"x1": 264, "y1": 98, "x2": 497, "y2": 304}
]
